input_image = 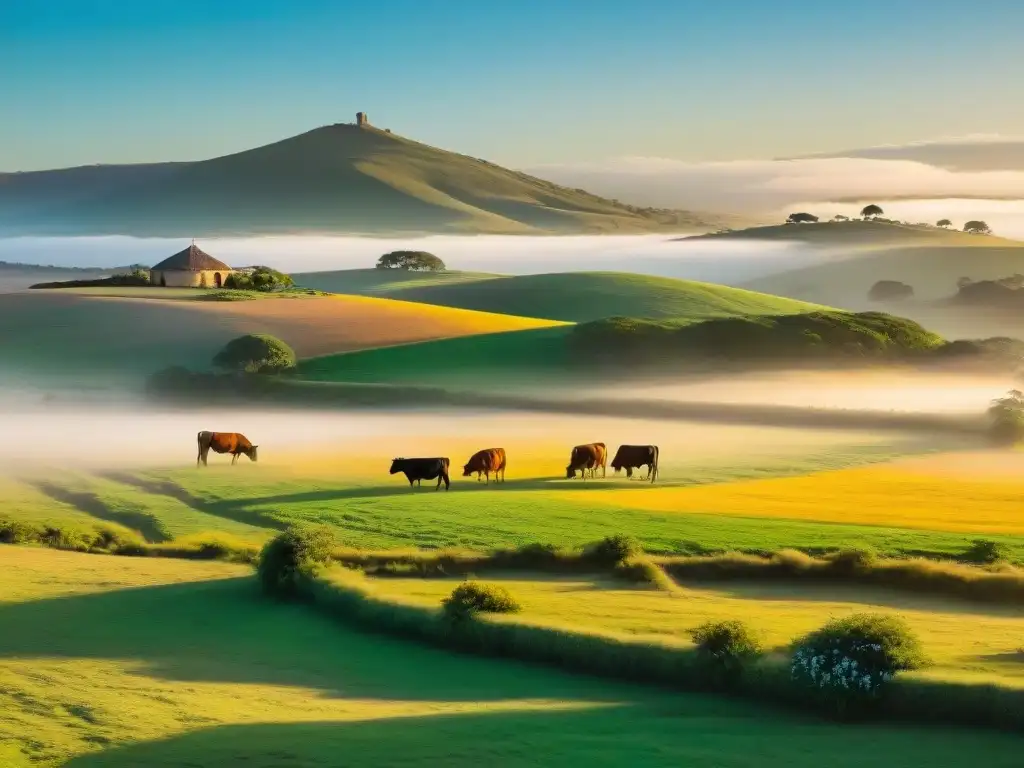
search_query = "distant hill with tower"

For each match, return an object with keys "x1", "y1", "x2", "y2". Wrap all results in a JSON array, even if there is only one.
[{"x1": 0, "y1": 112, "x2": 740, "y2": 237}]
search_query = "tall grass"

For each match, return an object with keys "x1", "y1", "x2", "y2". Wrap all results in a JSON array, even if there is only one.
[{"x1": 298, "y1": 565, "x2": 1024, "y2": 733}]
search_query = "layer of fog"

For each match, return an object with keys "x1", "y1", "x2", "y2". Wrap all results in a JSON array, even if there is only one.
[
  {"x1": 529, "y1": 156, "x2": 1024, "y2": 236},
  {"x1": 0, "y1": 403, "x2": 908, "y2": 475},
  {"x1": 589, "y1": 371, "x2": 1010, "y2": 415},
  {"x1": 0, "y1": 234, "x2": 834, "y2": 285}
]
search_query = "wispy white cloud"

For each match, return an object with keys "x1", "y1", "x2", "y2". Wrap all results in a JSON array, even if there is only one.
[{"x1": 528, "y1": 156, "x2": 1024, "y2": 213}]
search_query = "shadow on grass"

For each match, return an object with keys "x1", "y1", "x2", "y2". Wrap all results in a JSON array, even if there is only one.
[
  {"x1": 97, "y1": 471, "x2": 289, "y2": 532},
  {"x1": 24, "y1": 479, "x2": 170, "y2": 543},
  {"x1": 0, "y1": 577, "x2": 629, "y2": 705},
  {"x1": 62, "y1": 704, "x2": 1024, "y2": 768},
  {"x1": 977, "y1": 651, "x2": 1024, "y2": 664}
]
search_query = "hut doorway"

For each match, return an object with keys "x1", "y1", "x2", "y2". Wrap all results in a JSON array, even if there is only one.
[
  {"x1": 160, "y1": 274, "x2": 166, "y2": 287},
  {"x1": 214, "y1": 272, "x2": 223, "y2": 288}
]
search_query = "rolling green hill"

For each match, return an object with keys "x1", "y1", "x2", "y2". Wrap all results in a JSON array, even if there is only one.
[
  {"x1": 0, "y1": 123, "x2": 733, "y2": 236},
  {"x1": 296, "y1": 268, "x2": 500, "y2": 296},
  {"x1": 297, "y1": 270, "x2": 828, "y2": 323},
  {"x1": 683, "y1": 220, "x2": 1024, "y2": 249}
]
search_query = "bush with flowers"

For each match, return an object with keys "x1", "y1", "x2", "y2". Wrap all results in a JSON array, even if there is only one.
[{"x1": 791, "y1": 613, "x2": 925, "y2": 716}]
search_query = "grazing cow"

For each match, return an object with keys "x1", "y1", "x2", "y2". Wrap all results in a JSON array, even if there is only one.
[
  {"x1": 565, "y1": 442, "x2": 607, "y2": 480},
  {"x1": 462, "y1": 448, "x2": 507, "y2": 485},
  {"x1": 197, "y1": 431, "x2": 258, "y2": 467},
  {"x1": 610, "y1": 445, "x2": 659, "y2": 483},
  {"x1": 390, "y1": 457, "x2": 450, "y2": 491}
]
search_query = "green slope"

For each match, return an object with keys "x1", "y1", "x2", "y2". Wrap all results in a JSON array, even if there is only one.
[
  {"x1": 684, "y1": 220, "x2": 1024, "y2": 249},
  {"x1": 296, "y1": 268, "x2": 501, "y2": 295},
  {"x1": 0, "y1": 123, "x2": 732, "y2": 236},
  {"x1": 297, "y1": 270, "x2": 828, "y2": 323}
]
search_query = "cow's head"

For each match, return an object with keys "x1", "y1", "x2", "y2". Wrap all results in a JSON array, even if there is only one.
[
  {"x1": 565, "y1": 464, "x2": 577, "y2": 479},
  {"x1": 246, "y1": 445, "x2": 259, "y2": 462},
  {"x1": 389, "y1": 458, "x2": 403, "y2": 475},
  {"x1": 462, "y1": 464, "x2": 474, "y2": 477}
]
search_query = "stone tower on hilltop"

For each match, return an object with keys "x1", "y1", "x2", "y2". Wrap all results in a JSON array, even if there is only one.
[{"x1": 356, "y1": 112, "x2": 368, "y2": 127}]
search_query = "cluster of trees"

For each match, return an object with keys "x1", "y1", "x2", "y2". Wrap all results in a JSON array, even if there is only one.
[
  {"x1": 212, "y1": 333, "x2": 297, "y2": 374},
  {"x1": 868, "y1": 280, "x2": 914, "y2": 302},
  {"x1": 224, "y1": 266, "x2": 294, "y2": 292},
  {"x1": 375, "y1": 251, "x2": 446, "y2": 271},
  {"x1": 785, "y1": 204, "x2": 993, "y2": 234}
]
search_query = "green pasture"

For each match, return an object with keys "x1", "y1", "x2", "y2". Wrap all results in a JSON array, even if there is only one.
[
  {"x1": 3, "y1": 548, "x2": 1018, "y2": 767},
  {"x1": 298, "y1": 270, "x2": 828, "y2": 323}
]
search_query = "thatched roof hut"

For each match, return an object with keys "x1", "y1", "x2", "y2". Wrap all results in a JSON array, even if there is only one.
[{"x1": 150, "y1": 244, "x2": 233, "y2": 288}]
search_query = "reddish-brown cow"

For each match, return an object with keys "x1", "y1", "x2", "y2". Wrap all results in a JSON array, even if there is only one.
[
  {"x1": 197, "y1": 431, "x2": 259, "y2": 467},
  {"x1": 565, "y1": 442, "x2": 606, "y2": 480},
  {"x1": 462, "y1": 448, "x2": 507, "y2": 485}
]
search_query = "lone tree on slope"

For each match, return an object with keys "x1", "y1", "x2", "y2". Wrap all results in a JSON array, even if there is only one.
[
  {"x1": 786, "y1": 212, "x2": 819, "y2": 224},
  {"x1": 937, "y1": 219, "x2": 952, "y2": 228},
  {"x1": 964, "y1": 220, "x2": 992, "y2": 235},
  {"x1": 861, "y1": 204, "x2": 884, "y2": 219},
  {"x1": 376, "y1": 251, "x2": 446, "y2": 271}
]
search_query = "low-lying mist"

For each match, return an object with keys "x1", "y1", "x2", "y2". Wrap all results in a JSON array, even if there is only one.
[
  {"x1": 588, "y1": 370, "x2": 1011, "y2": 414},
  {"x1": 0, "y1": 234, "x2": 829, "y2": 286},
  {"x1": 0, "y1": 401, "x2": 915, "y2": 477}
]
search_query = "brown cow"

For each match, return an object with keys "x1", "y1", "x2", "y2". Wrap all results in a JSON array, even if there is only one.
[
  {"x1": 462, "y1": 448, "x2": 506, "y2": 484},
  {"x1": 565, "y1": 442, "x2": 606, "y2": 480},
  {"x1": 197, "y1": 431, "x2": 258, "y2": 467}
]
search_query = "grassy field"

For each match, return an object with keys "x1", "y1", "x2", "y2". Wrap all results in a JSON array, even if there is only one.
[
  {"x1": 296, "y1": 267, "x2": 500, "y2": 296},
  {"x1": 6, "y1": 418, "x2": 1022, "y2": 560},
  {"x1": 3, "y1": 548, "x2": 1022, "y2": 767},
  {"x1": 1, "y1": 291, "x2": 562, "y2": 381},
  {"x1": 298, "y1": 270, "x2": 830, "y2": 323},
  {"x1": 364, "y1": 574, "x2": 1024, "y2": 688}
]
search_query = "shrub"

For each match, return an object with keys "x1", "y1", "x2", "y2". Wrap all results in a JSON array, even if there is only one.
[
  {"x1": 213, "y1": 333, "x2": 297, "y2": 374},
  {"x1": 225, "y1": 266, "x2": 294, "y2": 292},
  {"x1": 826, "y1": 548, "x2": 877, "y2": 575},
  {"x1": 584, "y1": 534, "x2": 641, "y2": 566},
  {"x1": 962, "y1": 539, "x2": 1007, "y2": 565},
  {"x1": 442, "y1": 581, "x2": 521, "y2": 621},
  {"x1": 792, "y1": 613, "x2": 925, "y2": 717},
  {"x1": 689, "y1": 620, "x2": 762, "y2": 685},
  {"x1": 868, "y1": 280, "x2": 913, "y2": 301},
  {"x1": 257, "y1": 525, "x2": 336, "y2": 598}
]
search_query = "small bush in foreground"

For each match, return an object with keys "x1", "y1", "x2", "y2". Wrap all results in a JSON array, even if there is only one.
[
  {"x1": 257, "y1": 525, "x2": 336, "y2": 598},
  {"x1": 442, "y1": 581, "x2": 521, "y2": 621},
  {"x1": 962, "y1": 539, "x2": 1008, "y2": 565},
  {"x1": 792, "y1": 613, "x2": 925, "y2": 717},
  {"x1": 689, "y1": 620, "x2": 762, "y2": 685},
  {"x1": 584, "y1": 534, "x2": 641, "y2": 566}
]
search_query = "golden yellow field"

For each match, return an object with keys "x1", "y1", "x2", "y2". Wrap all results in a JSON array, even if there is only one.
[
  {"x1": 570, "y1": 453, "x2": 1024, "y2": 535},
  {"x1": 100, "y1": 293, "x2": 566, "y2": 357},
  {"x1": 365, "y1": 574, "x2": 1024, "y2": 688}
]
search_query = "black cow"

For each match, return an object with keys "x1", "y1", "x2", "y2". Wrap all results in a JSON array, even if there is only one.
[
  {"x1": 390, "y1": 457, "x2": 450, "y2": 491},
  {"x1": 610, "y1": 445, "x2": 659, "y2": 483}
]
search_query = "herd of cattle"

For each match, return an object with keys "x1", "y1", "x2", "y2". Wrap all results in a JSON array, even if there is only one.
[{"x1": 197, "y1": 432, "x2": 659, "y2": 489}]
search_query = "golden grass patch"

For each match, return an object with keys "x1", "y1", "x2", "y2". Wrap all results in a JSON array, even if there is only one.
[{"x1": 567, "y1": 460, "x2": 1024, "y2": 535}]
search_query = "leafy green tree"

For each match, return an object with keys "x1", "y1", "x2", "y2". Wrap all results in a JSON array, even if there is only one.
[
  {"x1": 375, "y1": 251, "x2": 446, "y2": 271},
  {"x1": 861, "y1": 204, "x2": 884, "y2": 218},
  {"x1": 786, "y1": 212, "x2": 819, "y2": 224},
  {"x1": 988, "y1": 389, "x2": 1024, "y2": 445},
  {"x1": 964, "y1": 220, "x2": 992, "y2": 235},
  {"x1": 937, "y1": 219, "x2": 952, "y2": 228},
  {"x1": 213, "y1": 333, "x2": 296, "y2": 374}
]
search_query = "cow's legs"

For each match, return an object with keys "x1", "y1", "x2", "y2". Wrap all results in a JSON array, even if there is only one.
[{"x1": 484, "y1": 470, "x2": 490, "y2": 485}]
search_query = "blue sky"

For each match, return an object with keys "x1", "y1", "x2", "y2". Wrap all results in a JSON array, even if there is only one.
[{"x1": 2, "y1": 0, "x2": 1023, "y2": 171}]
